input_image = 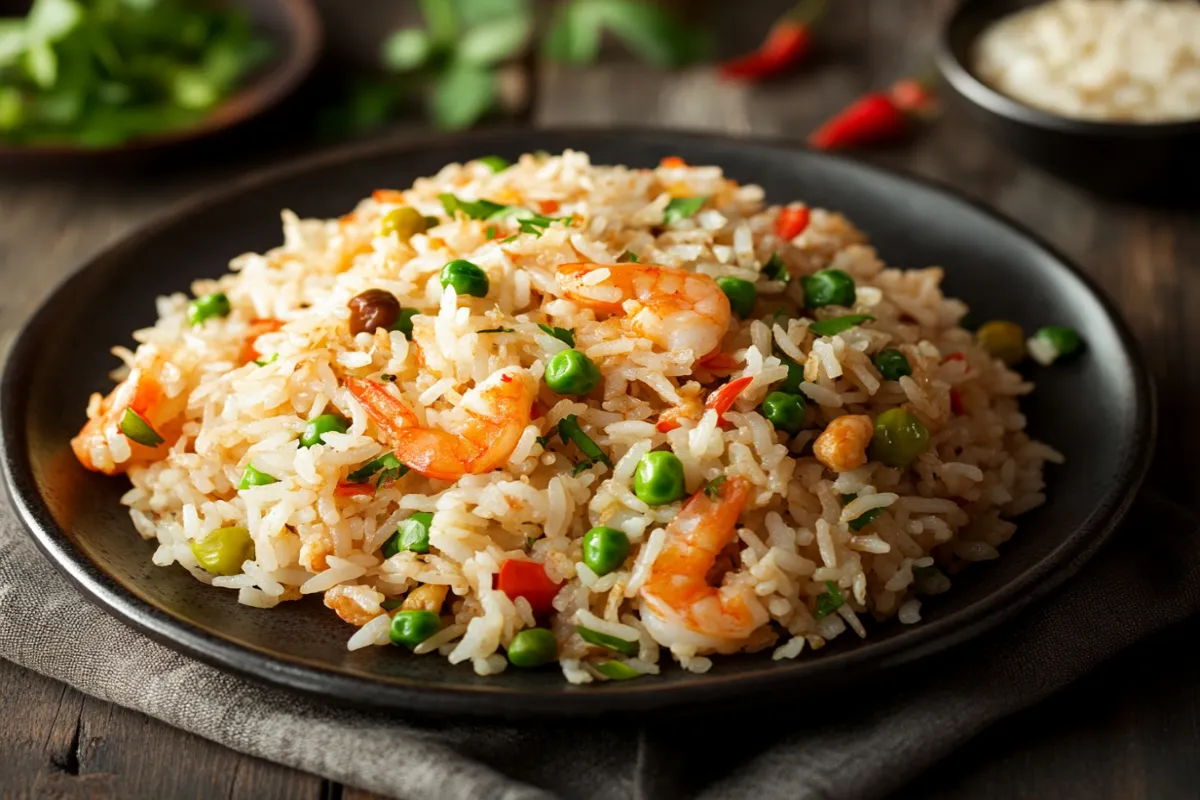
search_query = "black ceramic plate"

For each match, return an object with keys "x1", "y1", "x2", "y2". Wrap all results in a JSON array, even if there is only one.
[{"x1": 1, "y1": 129, "x2": 1153, "y2": 716}]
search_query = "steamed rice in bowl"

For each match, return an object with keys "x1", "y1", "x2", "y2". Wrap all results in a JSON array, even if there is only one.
[{"x1": 69, "y1": 151, "x2": 1063, "y2": 683}]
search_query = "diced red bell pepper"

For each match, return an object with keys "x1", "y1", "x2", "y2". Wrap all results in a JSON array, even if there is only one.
[
  {"x1": 497, "y1": 559, "x2": 561, "y2": 617},
  {"x1": 776, "y1": 207, "x2": 811, "y2": 240},
  {"x1": 705, "y1": 376, "x2": 754, "y2": 423}
]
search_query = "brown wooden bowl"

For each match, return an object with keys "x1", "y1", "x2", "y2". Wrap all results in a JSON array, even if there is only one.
[{"x1": 0, "y1": 0, "x2": 321, "y2": 164}]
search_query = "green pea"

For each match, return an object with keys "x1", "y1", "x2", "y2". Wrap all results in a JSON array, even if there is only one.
[
  {"x1": 870, "y1": 408, "x2": 930, "y2": 468},
  {"x1": 392, "y1": 308, "x2": 420, "y2": 339},
  {"x1": 1034, "y1": 326, "x2": 1081, "y2": 358},
  {"x1": 761, "y1": 391, "x2": 806, "y2": 434},
  {"x1": 382, "y1": 511, "x2": 433, "y2": 558},
  {"x1": 716, "y1": 277, "x2": 757, "y2": 318},
  {"x1": 187, "y1": 292, "x2": 231, "y2": 326},
  {"x1": 379, "y1": 206, "x2": 428, "y2": 240},
  {"x1": 389, "y1": 610, "x2": 441, "y2": 649},
  {"x1": 191, "y1": 526, "x2": 254, "y2": 576},
  {"x1": 977, "y1": 320, "x2": 1026, "y2": 366},
  {"x1": 801, "y1": 269, "x2": 856, "y2": 309},
  {"x1": 778, "y1": 357, "x2": 805, "y2": 394},
  {"x1": 507, "y1": 627, "x2": 557, "y2": 667},
  {"x1": 440, "y1": 259, "x2": 489, "y2": 298},
  {"x1": 238, "y1": 464, "x2": 277, "y2": 489},
  {"x1": 874, "y1": 348, "x2": 912, "y2": 381},
  {"x1": 633, "y1": 451, "x2": 686, "y2": 506},
  {"x1": 300, "y1": 414, "x2": 348, "y2": 448},
  {"x1": 581, "y1": 526, "x2": 630, "y2": 575},
  {"x1": 544, "y1": 349, "x2": 601, "y2": 395}
]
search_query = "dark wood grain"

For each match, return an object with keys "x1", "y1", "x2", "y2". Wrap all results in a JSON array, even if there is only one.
[{"x1": 1, "y1": 0, "x2": 1198, "y2": 797}]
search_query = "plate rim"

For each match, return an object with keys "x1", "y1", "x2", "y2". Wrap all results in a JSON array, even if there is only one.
[{"x1": 0, "y1": 127, "x2": 1156, "y2": 716}]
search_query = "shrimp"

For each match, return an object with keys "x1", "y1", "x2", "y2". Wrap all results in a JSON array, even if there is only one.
[
  {"x1": 556, "y1": 263, "x2": 731, "y2": 357},
  {"x1": 813, "y1": 414, "x2": 874, "y2": 472},
  {"x1": 346, "y1": 366, "x2": 535, "y2": 482},
  {"x1": 71, "y1": 353, "x2": 187, "y2": 475},
  {"x1": 639, "y1": 476, "x2": 769, "y2": 653}
]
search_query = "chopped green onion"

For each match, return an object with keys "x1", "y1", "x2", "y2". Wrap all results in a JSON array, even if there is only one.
[
  {"x1": 762, "y1": 253, "x2": 790, "y2": 285},
  {"x1": 478, "y1": 327, "x2": 515, "y2": 333},
  {"x1": 380, "y1": 599, "x2": 405, "y2": 611},
  {"x1": 118, "y1": 408, "x2": 164, "y2": 447},
  {"x1": 808, "y1": 315, "x2": 875, "y2": 337},
  {"x1": 703, "y1": 475, "x2": 727, "y2": 500},
  {"x1": 662, "y1": 195, "x2": 707, "y2": 225},
  {"x1": 622, "y1": 251, "x2": 640, "y2": 263},
  {"x1": 814, "y1": 581, "x2": 845, "y2": 619},
  {"x1": 477, "y1": 155, "x2": 510, "y2": 172},
  {"x1": 485, "y1": 225, "x2": 499, "y2": 240},
  {"x1": 848, "y1": 507, "x2": 883, "y2": 531},
  {"x1": 438, "y1": 193, "x2": 508, "y2": 220},
  {"x1": 576, "y1": 625, "x2": 638, "y2": 656},
  {"x1": 595, "y1": 660, "x2": 643, "y2": 680},
  {"x1": 537, "y1": 323, "x2": 575, "y2": 346},
  {"x1": 557, "y1": 414, "x2": 610, "y2": 467},
  {"x1": 253, "y1": 353, "x2": 278, "y2": 367},
  {"x1": 187, "y1": 293, "x2": 231, "y2": 326},
  {"x1": 347, "y1": 452, "x2": 408, "y2": 485}
]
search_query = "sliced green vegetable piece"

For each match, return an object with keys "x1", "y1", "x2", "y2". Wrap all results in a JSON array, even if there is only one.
[
  {"x1": 662, "y1": 195, "x2": 706, "y2": 224},
  {"x1": 537, "y1": 323, "x2": 575, "y2": 346},
  {"x1": 595, "y1": 660, "x2": 643, "y2": 680},
  {"x1": 118, "y1": 407, "x2": 164, "y2": 447},
  {"x1": 808, "y1": 314, "x2": 875, "y2": 337},
  {"x1": 814, "y1": 580, "x2": 845, "y2": 619},
  {"x1": 477, "y1": 154, "x2": 510, "y2": 172},
  {"x1": 576, "y1": 625, "x2": 639, "y2": 656},
  {"x1": 557, "y1": 414, "x2": 610, "y2": 468},
  {"x1": 238, "y1": 464, "x2": 277, "y2": 489}
]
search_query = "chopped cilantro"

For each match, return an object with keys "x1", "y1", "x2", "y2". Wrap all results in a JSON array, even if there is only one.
[
  {"x1": 763, "y1": 253, "x2": 790, "y2": 284},
  {"x1": 814, "y1": 581, "x2": 845, "y2": 619},
  {"x1": 703, "y1": 475, "x2": 727, "y2": 500},
  {"x1": 537, "y1": 323, "x2": 575, "y2": 346},
  {"x1": 557, "y1": 414, "x2": 610, "y2": 467},
  {"x1": 347, "y1": 452, "x2": 409, "y2": 487}
]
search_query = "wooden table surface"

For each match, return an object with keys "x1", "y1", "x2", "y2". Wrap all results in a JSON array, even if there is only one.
[{"x1": 2, "y1": 1, "x2": 1198, "y2": 797}]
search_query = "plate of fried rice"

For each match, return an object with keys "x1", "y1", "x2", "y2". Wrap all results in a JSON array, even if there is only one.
[{"x1": 1, "y1": 130, "x2": 1152, "y2": 714}]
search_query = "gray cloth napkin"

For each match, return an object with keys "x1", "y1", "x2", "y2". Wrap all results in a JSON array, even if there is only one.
[{"x1": 1, "y1": 491, "x2": 1198, "y2": 800}]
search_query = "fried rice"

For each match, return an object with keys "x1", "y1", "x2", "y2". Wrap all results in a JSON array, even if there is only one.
[{"x1": 70, "y1": 150, "x2": 1063, "y2": 682}]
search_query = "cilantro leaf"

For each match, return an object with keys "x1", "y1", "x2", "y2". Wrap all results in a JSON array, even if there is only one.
[
  {"x1": 558, "y1": 414, "x2": 610, "y2": 466},
  {"x1": 662, "y1": 195, "x2": 706, "y2": 225},
  {"x1": 703, "y1": 475, "x2": 727, "y2": 500},
  {"x1": 537, "y1": 323, "x2": 575, "y2": 346}
]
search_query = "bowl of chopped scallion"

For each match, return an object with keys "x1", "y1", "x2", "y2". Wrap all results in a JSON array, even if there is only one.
[{"x1": 0, "y1": 0, "x2": 320, "y2": 156}]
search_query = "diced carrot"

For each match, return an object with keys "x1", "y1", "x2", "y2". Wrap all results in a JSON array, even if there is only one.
[
  {"x1": 239, "y1": 318, "x2": 284, "y2": 365},
  {"x1": 497, "y1": 559, "x2": 561, "y2": 617},
  {"x1": 372, "y1": 189, "x2": 405, "y2": 204},
  {"x1": 775, "y1": 207, "x2": 811, "y2": 240},
  {"x1": 705, "y1": 376, "x2": 754, "y2": 423},
  {"x1": 538, "y1": 199, "x2": 560, "y2": 214},
  {"x1": 659, "y1": 156, "x2": 686, "y2": 168}
]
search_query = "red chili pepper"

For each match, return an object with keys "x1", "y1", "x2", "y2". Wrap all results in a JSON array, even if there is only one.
[
  {"x1": 705, "y1": 376, "x2": 754, "y2": 423},
  {"x1": 950, "y1": 388, "x2": 965, "y2": 417},
  {"x1": 497, "y1": 559, "x2": 561, "y2": 617},
  {"x1": 809, "y1": 92, "x2": 908, "y2": 151},
  {"x1": 719, "y1": 0, "x2": 825, "y2": 82},
  {"x1": 889, "y1": 78, "x2": 938, "y2": 116},
  {"x1": 775, "y1": 207, "x2": 811, "y2": 240}
]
